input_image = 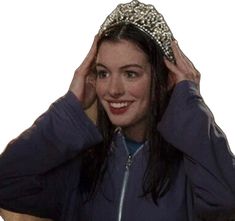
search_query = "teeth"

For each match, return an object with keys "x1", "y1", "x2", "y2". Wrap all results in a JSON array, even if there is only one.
[{"x1": 110, "y1": 102, "x2": 128, "y2": 108}]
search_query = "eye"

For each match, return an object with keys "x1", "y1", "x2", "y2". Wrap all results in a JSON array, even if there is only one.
[
  {"x1": 96, "y1": 70, "x2": 110, "y2": 79},
  {"x1": 124, "y1": 71, "x2": 139, "y2": 78}
]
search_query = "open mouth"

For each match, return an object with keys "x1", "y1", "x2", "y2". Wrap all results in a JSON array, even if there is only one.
[{"x1": 108, "y1": 101, "x2": 132, "y2": 115}]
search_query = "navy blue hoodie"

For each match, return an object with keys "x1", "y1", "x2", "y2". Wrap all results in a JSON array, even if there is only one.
[{"x1": 0, "y1": 81, "x2": 235, "y2": 221}]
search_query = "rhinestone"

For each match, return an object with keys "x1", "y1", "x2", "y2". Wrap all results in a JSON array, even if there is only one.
[{"x1": 99, "y1": 0, "x2": 175, "y2": 62}]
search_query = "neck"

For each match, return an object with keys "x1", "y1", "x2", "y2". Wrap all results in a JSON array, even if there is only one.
[{"x1": 123, "y1": 124, "x2": 147, "y2": 143}]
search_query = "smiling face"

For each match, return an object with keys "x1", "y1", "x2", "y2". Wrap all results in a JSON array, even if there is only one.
[{"x1": 95, "y1": 39, "x2": 152, "y2": 141}]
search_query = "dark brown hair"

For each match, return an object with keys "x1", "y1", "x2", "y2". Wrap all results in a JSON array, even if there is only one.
[{"x1": 79, "y1": 23, "x2": 181, "y2": 204}]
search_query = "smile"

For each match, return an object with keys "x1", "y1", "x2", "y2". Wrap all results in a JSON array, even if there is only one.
[
  {"x1": 110, "y1": 102, "x2": 129, "y2": 108},
  {"x1": 108, "y1": 101, "x2": 132, "y2": 115}
]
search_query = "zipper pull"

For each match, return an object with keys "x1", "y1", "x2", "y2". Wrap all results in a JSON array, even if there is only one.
[{"x1": 125, "y1": 155, "x2": 133, "y2": 169}]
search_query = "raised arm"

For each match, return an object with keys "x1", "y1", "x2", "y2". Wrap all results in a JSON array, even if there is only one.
[
  {"x1": 0, "y1": 35, "x2": 102, "y2": 219},
  {"x1": 160, "y1": 41, "x2": 235, "y2": 218}
]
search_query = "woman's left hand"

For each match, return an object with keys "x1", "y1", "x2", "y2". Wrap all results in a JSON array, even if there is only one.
[{"x1": 164, "y1": 40, "x2": 200, "y2": 90}]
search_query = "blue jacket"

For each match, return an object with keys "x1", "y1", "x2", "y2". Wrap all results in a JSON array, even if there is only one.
[{"x1": 0, "y1": 81, "x2": 235, "y2": 221}]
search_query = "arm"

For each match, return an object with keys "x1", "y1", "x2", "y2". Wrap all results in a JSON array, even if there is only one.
[
  {"x1": 158, "y1": 80, "x2": 235, "y2": 217},
  {"x1": 0, "y1": 91, "x2": 102, "y2": 177},
  {"x1": 162, "y1": 40, "x2": 235, "y2": 218},
  {"x1": 0, "y1": 91, "x2": 102, "y2": 218},
  {"x1": 0, "y1": 35, "x2": 101, "y2": 219}
]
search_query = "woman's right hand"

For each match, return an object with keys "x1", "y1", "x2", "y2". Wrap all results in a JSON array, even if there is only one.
[
  {"x1": 69, "y1": 35, "x2": 99, "y2": 109},
  {"x1": 164, "y1": 40, "x2": 200, "y2": 90}
]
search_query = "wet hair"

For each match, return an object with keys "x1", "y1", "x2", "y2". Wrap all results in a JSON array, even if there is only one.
[{"x1": 79, "y1": 23, "x2": 182, "y2": 204}]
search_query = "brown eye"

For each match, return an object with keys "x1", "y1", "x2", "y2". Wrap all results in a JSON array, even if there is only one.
[
  {"x1": 124, "y1": 71, "x2": 139, "y2": 78},
  {"x1": 96, "y1": 70, "x2": 110, "y2": 79}
]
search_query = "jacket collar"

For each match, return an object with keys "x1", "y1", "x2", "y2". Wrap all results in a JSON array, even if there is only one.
[{"x1": 112, "y1": 127, "x2": 148, "y2": 157}]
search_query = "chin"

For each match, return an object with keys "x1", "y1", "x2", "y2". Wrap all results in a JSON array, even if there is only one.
[{"x1": 109, "y1": 119, "x2": 130, "y2": 128}]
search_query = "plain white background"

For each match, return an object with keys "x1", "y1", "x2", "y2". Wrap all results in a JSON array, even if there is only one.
[{"x1": 0, "y1": 0, "x2": 234, "y2": 155}]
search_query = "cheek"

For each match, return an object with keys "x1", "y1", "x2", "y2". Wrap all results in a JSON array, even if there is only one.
[{"x1": 129, "y1": 79, "x2": 151, "y2": 101}]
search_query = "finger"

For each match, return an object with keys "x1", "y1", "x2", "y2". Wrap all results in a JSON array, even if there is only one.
[
  {"x1": 75, "y1": 35, "x2": 99, "y2": 77},
  {"x1": 80, "y1": 35, "x2": 100, "y2": 71},
  {"x1": 86, "y1": 35, "x2": 99, "y2": 58},
  {"x1": 171, "y1": 40, "x2": 195, "y2": 67},
  {"x1": 171, "y1": 40, "x2": 184, "y2": 62},
  {"x1": 164, "y1": 56, "x2": 182, "y2": 76}
]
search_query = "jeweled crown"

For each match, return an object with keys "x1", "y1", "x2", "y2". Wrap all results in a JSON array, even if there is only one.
[{"x1": 99, "y1": 0, "x2": 175, "y2": 62}]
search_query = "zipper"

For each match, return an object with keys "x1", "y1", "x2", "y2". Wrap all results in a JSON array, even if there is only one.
[
  {"x1": 116, "y1": 130, "x2": 146, "y2": 221},
  {"x1": 117, "y1": 154, "x2": 133, "y2": 221}
]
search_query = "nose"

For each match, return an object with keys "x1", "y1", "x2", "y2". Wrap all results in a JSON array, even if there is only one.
[{"x1": 107, "y1": 74, "x2": 125, "y2": 98}]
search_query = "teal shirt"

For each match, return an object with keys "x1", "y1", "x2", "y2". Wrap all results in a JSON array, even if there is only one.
[{"x1": 124, "y1": 137, "x2": 144, "y2": 155}]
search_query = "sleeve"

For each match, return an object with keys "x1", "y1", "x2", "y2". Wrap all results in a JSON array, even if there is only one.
[
  {"x1": 0, "y1": 91, "x2": 103, "y2": 219},
  {"x1": 157, "y1": 80, "x2": 235, "y2": 218}
]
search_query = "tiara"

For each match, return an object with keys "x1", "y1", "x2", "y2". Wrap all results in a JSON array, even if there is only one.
[{"x1": 99, "y1": 0, "x2": 175, "y2": 62}]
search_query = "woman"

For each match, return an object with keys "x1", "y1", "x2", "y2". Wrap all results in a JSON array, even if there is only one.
[{"x1": 0, "y1": 1, "x2": 235, "y2": 221}]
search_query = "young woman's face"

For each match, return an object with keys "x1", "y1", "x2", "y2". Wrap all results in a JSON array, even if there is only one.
[{"x1": 95, "y1": 39, "x2": 152, "y2": 141}]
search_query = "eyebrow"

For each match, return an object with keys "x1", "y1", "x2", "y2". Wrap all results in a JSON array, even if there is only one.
[{"x1": 95, "y1": 63, "x2": 144, "y2": 70}]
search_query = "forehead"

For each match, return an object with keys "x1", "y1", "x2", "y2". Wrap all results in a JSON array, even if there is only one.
[{"x1": 96, "y1": 39, "x2": 149, "y2": 67}]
